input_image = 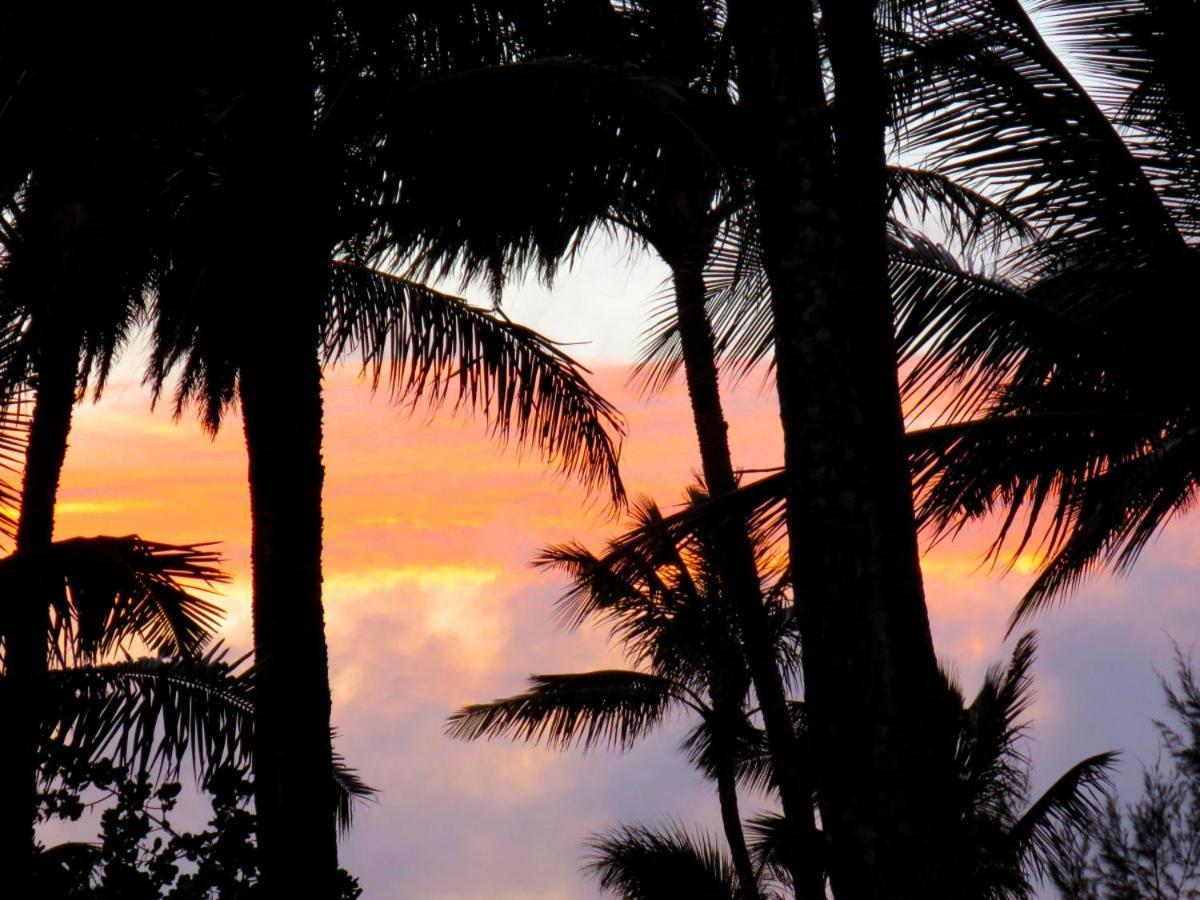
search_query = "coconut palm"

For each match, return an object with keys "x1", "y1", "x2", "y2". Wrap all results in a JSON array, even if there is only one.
[
  {"x1": 0, "y1": 5, "x2": 186, "y2": 875},
  {"x1": 371, "y1": 10, "x2": 834, "y2": 887},
  {"x1": 885, "y1": 0, "x2": 1200, "y2": 622},
  {"x1": 716, "y1": 2, "x2": 966, "y2": 894},
  {"x1": 139, "y1": 7, "x2": 631, "y2": 892},
  {"x1": 448, "y1": 493, "x2": 808, "y2": 900},
  {"x1": 378, "y1": 8, "x2": 1041, "y2": 893},
  {"x1": 2, "y1": 5, "x2": 629, "y2": 891},
  {"x1": 583, "y1": 635, "x2": 1113, "y2": 900}
]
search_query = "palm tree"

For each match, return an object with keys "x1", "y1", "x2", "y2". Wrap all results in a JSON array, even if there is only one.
[
  {"x1": 368, "y1": 10, "x2": 837, "y2": 887},
  {"x1": 0, "y1": 4, "x2": 235, "y2": 879},
  {"x1": 722, "y1": 2, "x2": 961, "y2": 895},
  {"x1": 374, "y1": 11, "x2": 1038, "y2": 894},
  {"x1": 583, "y1": 635, "x2": 1113, "y2": 900},
  {"x1": 138, "y1": 8, "x2": 631, "y2": 892},
  {"x1": 447, "y1": 494, "x2": 807, "y2": 900},
  {"x1": 4, "y1": 6, "x2": 629, "y2": 890},
  {"x1": 885, "y1": 0, "x2": 1200, "y2": 623}
]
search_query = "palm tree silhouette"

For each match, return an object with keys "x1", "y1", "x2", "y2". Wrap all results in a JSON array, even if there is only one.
[
  {"x1": 137, "y1": 8, "x2": 629, "y2": 891},
  {"x1": 375, "y1": 9, "x2": 1030, "y2": 892},
  {"x1": 448, "y1": 493, "x2": 806, "y2": 900},
  {"x1": 3, "y1": 5, "x2": 629, "y2": 889},
  {"x1": 582, "y1": 635, "x2": 1112, "y2": 900},
  {"x1": 368, "y1": 8, "x2": 837, "y2": 886},
  {"x1": 887, "y1": 0, "x2": 1200, "y2": 619},
  {"x1": 723, "y1": 2, "x2": 962, "y2": 894},
  {"x1": 0, "y1": 5, "x2": 187, "y2": 876}
]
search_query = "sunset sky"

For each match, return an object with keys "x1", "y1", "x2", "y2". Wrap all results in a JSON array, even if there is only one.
[{"x1": 39, "y1": 238, "x2": 1200, "y2": 898}]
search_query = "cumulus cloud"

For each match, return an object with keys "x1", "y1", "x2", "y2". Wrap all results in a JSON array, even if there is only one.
[{"x1": 50, "y1": 363, "x2": 1200, "y2": 898}]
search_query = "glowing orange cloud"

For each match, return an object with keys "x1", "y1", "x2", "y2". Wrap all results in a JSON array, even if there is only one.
[{"x1": 52, "y1": 362, "x2": 1046, "y2": 897}]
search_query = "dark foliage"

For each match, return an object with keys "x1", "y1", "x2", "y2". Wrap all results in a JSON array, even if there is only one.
[{"x1": 35, "y1": 755, "x2": 362, "y2": 899}]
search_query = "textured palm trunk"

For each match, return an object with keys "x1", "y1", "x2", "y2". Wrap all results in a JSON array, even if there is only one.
[
  {"x1": 729, "y1": 2, "x2": 952, "y2": 897},
  {"x1": 232, "y1": 7, "x2": 340, "y2": 894},
  {"x1": 0, "y1": 325, "x2": 79, "y2": 887},
  {"x1": 711, "y1": 728, "x2": 760, "y2": 900},
  {"x1": 239, "y1": 318, "x2": 339, "y2": 898},
  {"x1": 670, "y1": 245, "x2": 824, "y2": 900}
]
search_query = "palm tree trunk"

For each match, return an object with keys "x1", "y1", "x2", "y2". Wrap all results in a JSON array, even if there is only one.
[
  {"x1": 239, "y1": 317, "x2": 339, "y2": 898},
  {"x1": 712, "y1": 734, "x2": 760, "y2": 900},
  {"x1": 670, "y1": 243, "x2": 824, "y2": 900},
  {"x1": 230, "y1": 8, "x2": 340, "y2": 895},
  {"x1": 729, "y1": 2, "x2": 952, "y2": 897},
  {"x1": 0, "y1": 324, "x2": 79, "y2": 886}
]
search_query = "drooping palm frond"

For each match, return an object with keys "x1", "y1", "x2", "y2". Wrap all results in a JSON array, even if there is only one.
[
  {"x1": 326, "y1": 260, "x2": 626, "y2": 504},
  {"x1": 909, "y1": 384, "x2": 1188, "y2": 622},
  {"x1": 586, "y1": 822, "x2": 741, "y2": 900},
  {"x1": 0, "y1": 535, "x2": 226, "y2": 664},
  {"x1": 890, "y1": 226, "x2": 1123, "y2": 425},
  {"x1": 1031, "y1": 0, "x2": 1200, "y2": 241},
  {"x1": 1009, "y1": 752, "x2": 1116, "y2": 882},
  {"x1": 446, "y1": 670, "x2": 681, "y2": 752},
  {"x1": 33, "y1": 649, "x2": 373, "y2": 831},
  {"x1": 331, "y1": 740, "x2": 376, "y2": 835},
  {"x1": 891, "y1": 0, "x2": 1186, "y2": 254},
  {"x1": 37, "y1": 644, "x2": 253, "y2": 780},
  {"x1": 886, "y1": 165, "x2": 1037, "y2": 252},
  {"x1": 956, "y1": 633, "x2": 1040, "y2": 823}
]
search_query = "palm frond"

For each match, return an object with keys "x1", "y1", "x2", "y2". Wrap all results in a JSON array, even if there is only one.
[
  {"x1": 886, "y1": 165, "x2": 1036, "y2": 252},
  {"x1": 746, "y1": 811, "x2": 822, "y2": 890},
  {"x1": 39, "y1": 644, "x2": 253, "y2": 779},
  {"x1": 585, "y1": 821, "x2": 740, "y2": 900},
  {"x1": 636, "y1": 189, "x2": 1037, "y2": 403},
  {"x1": 535, "y1": 538, "x2": 665, "y2": 634},
  {"x1": 0, "y1": 535, "x2": 226, "y2": 663},
  {"x1": 958, "y1": 633, "x2": 1039, "y2": 821},
  {"x1": 326, "y1": 260, "x2": 626, "y2": 505},
  {"x1": 892, "y1": 0, "x2": 1184, "y2": 255},
  {"x1": 891, "y1": 226, "x2": 1119, "y2": 424},
  {"x1": 681, "y1": 700, "x2": 809, "y2": 796},
  {"x1": 910, "y1": 401, "x2": 1194, "y2": 623},
  {"x1": 331, "y1": 741, "x2": 376, "y2": 836},
  {"x1": 1009, "y1": 752, "x2": 1117, "y2": 880},
  {"x1": 1032, "y1": 0, "x2": 1200, "y2": 239},
  {"x1": 445, "y1": 670, "x2": 678, "y2": 752},
  {"x1": 1013, "y1": 424, "x2": 1200, "y2": 621}
]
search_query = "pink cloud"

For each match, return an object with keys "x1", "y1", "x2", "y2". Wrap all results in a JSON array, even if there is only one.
[{"x1": 49, "y1": 363, "x2": 1200, "y2": 897}]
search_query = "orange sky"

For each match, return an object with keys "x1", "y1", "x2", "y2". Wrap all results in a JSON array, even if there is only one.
[{"x1": 47, "y1": 358, "x2": 1200, "y2": 898}]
